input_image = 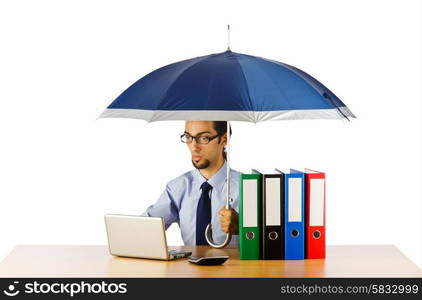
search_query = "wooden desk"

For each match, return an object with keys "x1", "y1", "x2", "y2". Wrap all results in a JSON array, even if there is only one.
[{"x1": 0, "y1": 245, "x2": 421, "y2": 277}]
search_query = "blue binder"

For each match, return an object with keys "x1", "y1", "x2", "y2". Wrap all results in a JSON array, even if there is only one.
[{"x1": 277, "y1": 168, "x2": 305, "y2": 260}]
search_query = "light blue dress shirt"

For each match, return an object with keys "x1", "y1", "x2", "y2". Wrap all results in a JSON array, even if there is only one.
[{"x1": 142, "y1": 161, "x2": 240, "y2": 246}]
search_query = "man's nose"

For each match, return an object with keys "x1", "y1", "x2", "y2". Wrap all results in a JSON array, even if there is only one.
[{"x1": 191, "y1": 139, "x2": 201, "y2": 150}]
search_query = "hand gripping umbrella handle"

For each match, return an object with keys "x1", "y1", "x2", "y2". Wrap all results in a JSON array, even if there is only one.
[
  {"x1": 205, "y1": 121, "x2": 232, "y2": 248},
  {"x1": 205, "y1": 197, "x2": 232, "y2": 248}
]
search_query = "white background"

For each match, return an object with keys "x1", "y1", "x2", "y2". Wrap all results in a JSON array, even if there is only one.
[{"x1": 1, "y1": 0, "x2": 421, "y2": 268}]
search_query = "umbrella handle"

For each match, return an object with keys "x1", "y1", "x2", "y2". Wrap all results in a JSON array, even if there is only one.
[
  {"x1": 205, "y1": 223, "x2": 232, "y2": 249},
  {"x1": 205, "y1": 121, "x2": 233, "y2": 249}
]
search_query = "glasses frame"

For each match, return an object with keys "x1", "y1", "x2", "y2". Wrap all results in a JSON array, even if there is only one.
[{"x1": 180, "y1": 133, "x2": 221, "y2": 144}]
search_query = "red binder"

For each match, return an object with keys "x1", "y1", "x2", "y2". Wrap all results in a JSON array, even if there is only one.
[{"x1": 305, "y1": 169, "x2": 326, "y2": 259}]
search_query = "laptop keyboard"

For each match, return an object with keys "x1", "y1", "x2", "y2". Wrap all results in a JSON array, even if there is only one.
[{"x1": 168, "y1": 250, "x2": 191, "y2": 259}]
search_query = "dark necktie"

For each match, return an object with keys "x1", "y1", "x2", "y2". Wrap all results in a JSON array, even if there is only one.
[{"x1": 196, "y1": 181, "x2": 213, "y2": 245}]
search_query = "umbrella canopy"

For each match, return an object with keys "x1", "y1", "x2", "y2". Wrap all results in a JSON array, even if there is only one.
[{"x1": 99, "y1": 50, "x2": 355, "y2": 123}]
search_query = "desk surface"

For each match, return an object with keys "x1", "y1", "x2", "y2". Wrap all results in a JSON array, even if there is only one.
[{"x1": 0, "y1": 245, "x2": 421, "y2": 278}]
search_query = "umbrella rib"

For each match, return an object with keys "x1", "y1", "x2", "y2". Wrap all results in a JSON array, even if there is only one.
[
  {"x1": 247, "y1": 55, "x2": 296, "y2": 117},
  {"x1": 231, "y1": 54, "x2": 257, "y2": 123}
]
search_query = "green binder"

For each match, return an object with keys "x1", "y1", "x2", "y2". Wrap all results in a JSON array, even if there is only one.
[{"x1": 239, "y1": 172, "x2": 262, "y2": 260}]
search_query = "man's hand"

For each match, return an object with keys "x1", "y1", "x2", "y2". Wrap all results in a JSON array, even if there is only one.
[{"x1": 219, "y1": 207, "x2": 239, "y2": 235}]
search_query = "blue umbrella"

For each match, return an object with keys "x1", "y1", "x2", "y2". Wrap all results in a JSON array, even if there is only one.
[
  {"x1": 99, "y1": 41, "x2": 355, "y2": 248},
  {"x1": 99, "y1": 50, "x2": 355, "y2": 122}
]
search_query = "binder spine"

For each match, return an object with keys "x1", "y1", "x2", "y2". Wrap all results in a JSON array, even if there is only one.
[
  {"x1": 239, "y1": 173, "x2": 262, "y2": 260},
  {"x1": 305, "y1": 172, "x2": 326, "y2": 259},
  {"x1": 284, "y1": 173, "x2": 305, "y2": 260},
  {"x1": 262, "y1": 174, "x2": 284, "y2": 260}
]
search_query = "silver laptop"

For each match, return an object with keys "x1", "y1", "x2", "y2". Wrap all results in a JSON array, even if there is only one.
[{"x1": 104, "y1": 214, "x2": 191, "y2": 260}]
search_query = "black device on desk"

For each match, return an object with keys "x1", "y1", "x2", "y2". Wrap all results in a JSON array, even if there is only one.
[{"x1": 188, "y1": 255, "x2": 229, "y2": 265}]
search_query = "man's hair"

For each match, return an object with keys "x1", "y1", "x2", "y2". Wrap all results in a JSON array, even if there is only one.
[{"x1": 212, "y1": 121, "x2": 232, "y2": 161}]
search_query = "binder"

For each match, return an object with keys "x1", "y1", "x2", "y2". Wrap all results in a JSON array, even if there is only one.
[
  {"x1": 252, "y1": 169, "x2": 284, "y2": 260},
  {"x1": 239, "y1": 172, "x2": 262, "y2": 260},
  {"x1": 304, "y1": 169, "x2": 326, "y2": 259},
  {"x1": 277, "y1": 169, "x2": 305, "y2": 260}
]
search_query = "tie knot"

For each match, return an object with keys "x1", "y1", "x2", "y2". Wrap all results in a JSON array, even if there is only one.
[{"x1": 200, "y1": 181, "x2": 213, "y2": 192}]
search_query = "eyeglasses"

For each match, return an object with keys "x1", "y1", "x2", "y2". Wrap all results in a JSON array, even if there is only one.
[{"x1": 180, "y1": 133, "x2": 220, "y2": 144}]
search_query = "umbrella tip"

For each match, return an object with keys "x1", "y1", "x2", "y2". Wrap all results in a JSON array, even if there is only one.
[{"x1": 226, "y1": 24, "x2": 231, "y2": 51}]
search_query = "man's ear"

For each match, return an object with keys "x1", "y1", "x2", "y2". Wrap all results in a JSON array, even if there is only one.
[{"x1": 220, "y1": 133, "x2": 228, "y2": 145}]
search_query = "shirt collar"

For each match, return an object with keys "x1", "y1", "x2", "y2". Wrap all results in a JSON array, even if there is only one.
[{"x1": 194, "y1": 161, "x2": 228, "y2": 193}]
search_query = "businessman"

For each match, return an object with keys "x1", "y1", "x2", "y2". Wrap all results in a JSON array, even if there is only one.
[{"x1": 142, "y1": 121, "x2": 240, "y2": 246}]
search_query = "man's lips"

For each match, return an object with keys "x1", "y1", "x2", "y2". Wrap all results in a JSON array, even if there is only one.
[{"x1": 192, "y1": 155, "x2": 202, "y2": 162}]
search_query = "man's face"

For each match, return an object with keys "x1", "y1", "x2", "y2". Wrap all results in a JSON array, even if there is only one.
[{"x1": 184, "y1": 121, "x2": 227, "y2": 169}]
